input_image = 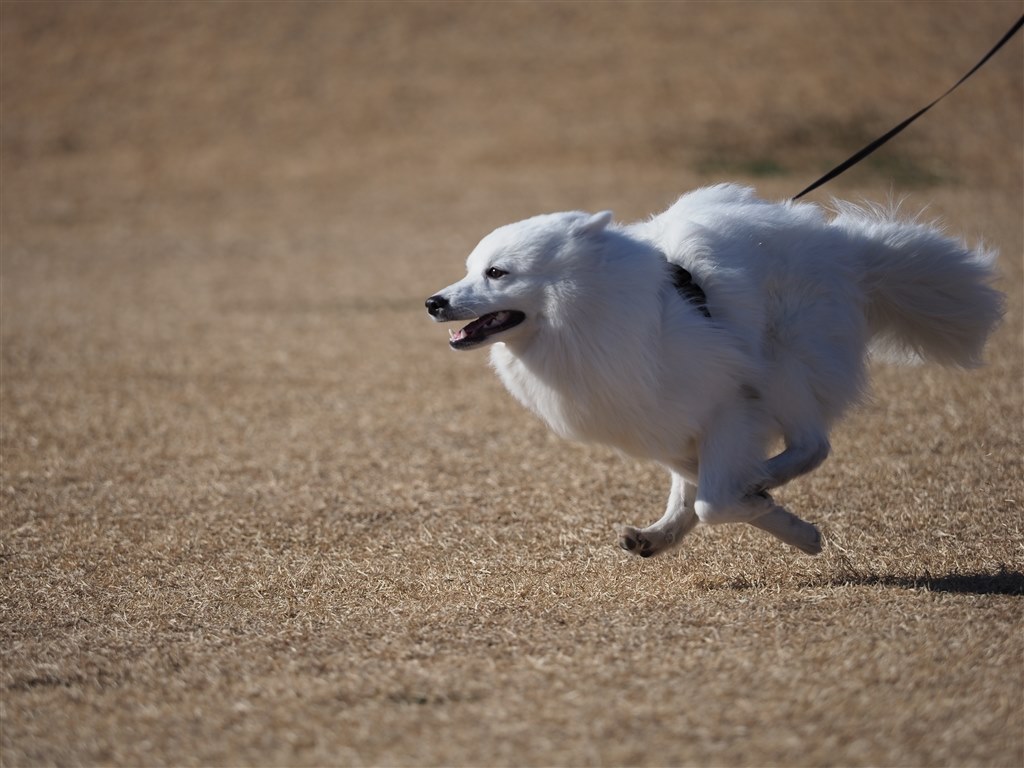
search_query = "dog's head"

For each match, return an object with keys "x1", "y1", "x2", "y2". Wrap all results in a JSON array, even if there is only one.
[{"x1": 425, "y1": 210, "x2": 613, "y2": 350}]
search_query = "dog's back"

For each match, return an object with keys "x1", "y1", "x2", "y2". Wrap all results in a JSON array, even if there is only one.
[{"x1": 631, "y1": 184, "x2": 1003, "y2": 439}]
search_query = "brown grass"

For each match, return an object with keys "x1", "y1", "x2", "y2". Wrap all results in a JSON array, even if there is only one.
[{"x1": 2, "y1": 2, "x2": 1022, "y2": 766}]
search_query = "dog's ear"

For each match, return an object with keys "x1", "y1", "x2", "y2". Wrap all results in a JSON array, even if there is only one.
[{"x1": 573, "y1": 210, "x2": 613, "y2": 237}]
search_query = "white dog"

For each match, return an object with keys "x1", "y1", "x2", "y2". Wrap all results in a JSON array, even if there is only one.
[{"x1": 425, "y1": 184, "x2": 1004, "y2": 557}]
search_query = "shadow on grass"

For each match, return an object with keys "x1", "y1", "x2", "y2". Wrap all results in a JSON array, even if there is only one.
[{"x1": 835, "y1": 568, "x2": 1024, "y2": 596}]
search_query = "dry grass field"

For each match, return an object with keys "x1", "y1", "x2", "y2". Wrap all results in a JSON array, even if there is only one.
[{"x1": 2, "y1": 2, "x2": 1022, "y2": 766}]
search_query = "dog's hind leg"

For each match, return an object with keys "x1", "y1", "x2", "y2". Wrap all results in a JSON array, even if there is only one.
[
  {"x1": 695, "y1": 413, "x2": 823, "y2": 555},
  {"x1": 759, "y1": 436, "x2": 831, "y2": 492},
  {"x1": 617, "y1": 472, "x2": 699, "y2": 558},
  {"x1": 746, "y1": 492, "x2": 823, "y2": 555},
  {"x1": 695, "y1": 488, "x2": 823, "y2": 556}
]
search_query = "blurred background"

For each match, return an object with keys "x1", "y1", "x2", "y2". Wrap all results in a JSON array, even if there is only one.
[{"x1": 4, "y1": 2, "x2": 1021, "y2": 306}]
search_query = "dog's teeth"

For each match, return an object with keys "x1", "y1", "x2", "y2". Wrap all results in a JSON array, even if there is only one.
[{"x1": 449, "y1": 329, "x2": 455, "y2": 340}]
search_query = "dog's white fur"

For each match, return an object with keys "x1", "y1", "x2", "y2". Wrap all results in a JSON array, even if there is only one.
[{"x1": 426, "y1": 184, "x2": 1004, "y2": 557}]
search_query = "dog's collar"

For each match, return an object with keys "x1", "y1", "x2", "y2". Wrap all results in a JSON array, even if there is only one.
[{"x1": 668, "y1": 263, "x2": 711, "y2": 318}]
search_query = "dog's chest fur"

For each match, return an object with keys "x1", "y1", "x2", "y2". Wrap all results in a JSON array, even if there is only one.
[{"x1": 489, "y1": 337, "x2": 698, "y2": 463}]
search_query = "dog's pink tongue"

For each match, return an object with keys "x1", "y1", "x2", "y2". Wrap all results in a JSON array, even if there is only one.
[{"x1": 450, "y1": 327, "x2": 467, "y2": 342}]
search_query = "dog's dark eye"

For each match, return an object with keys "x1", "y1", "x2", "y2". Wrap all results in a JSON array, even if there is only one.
[{"x1": 485, "y1": 267, "x2": 508, "y2": 279}]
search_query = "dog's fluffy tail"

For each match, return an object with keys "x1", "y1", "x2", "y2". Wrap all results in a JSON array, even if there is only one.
[{"x1": 830, "y1": 201, "x2": 1005, "y2": 367}]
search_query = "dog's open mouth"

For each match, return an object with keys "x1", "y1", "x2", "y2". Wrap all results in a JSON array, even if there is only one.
[{"x1": 449, "y1": 311, "x2": 526, "y2": 349}]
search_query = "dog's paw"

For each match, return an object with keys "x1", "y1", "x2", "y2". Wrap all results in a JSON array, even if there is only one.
[
  {"x1": 800, "y1": 525, "x2": 824, "y2": 556},
  {"x1": 616, "y1": 525, "x2": 659, "y2": 558}
]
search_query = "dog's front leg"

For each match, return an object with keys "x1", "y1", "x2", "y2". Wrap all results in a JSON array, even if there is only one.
[{"x1": 617, "y1": 472, "x2": 699, "y2": 558}]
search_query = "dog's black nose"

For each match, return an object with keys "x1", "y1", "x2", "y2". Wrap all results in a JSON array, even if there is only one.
[{"x1": 425, "y1": 295, "x2": 449, "y2": 317}]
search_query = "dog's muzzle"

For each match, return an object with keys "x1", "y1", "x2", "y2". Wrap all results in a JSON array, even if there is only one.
[{"x1": 425, "y1": 293, "x2": 525, "y2": 349}]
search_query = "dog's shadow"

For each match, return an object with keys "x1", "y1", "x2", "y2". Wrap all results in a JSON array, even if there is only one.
[{"x1": 827, "y1": 568, "x2": 1024, "y2": 596}]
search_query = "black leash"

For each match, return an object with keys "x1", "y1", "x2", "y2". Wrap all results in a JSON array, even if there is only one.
[{"x1": 792, "y1": 14, "x2": 1024, "y2": 201}]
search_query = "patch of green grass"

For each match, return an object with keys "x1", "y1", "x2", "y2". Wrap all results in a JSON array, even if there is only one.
[
  {"x1": 696, "y1": 153, "x2": 788, "y2": 178},
  {"x1": 866, "y1": 152, "x2": 952, "y2": 188}
]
